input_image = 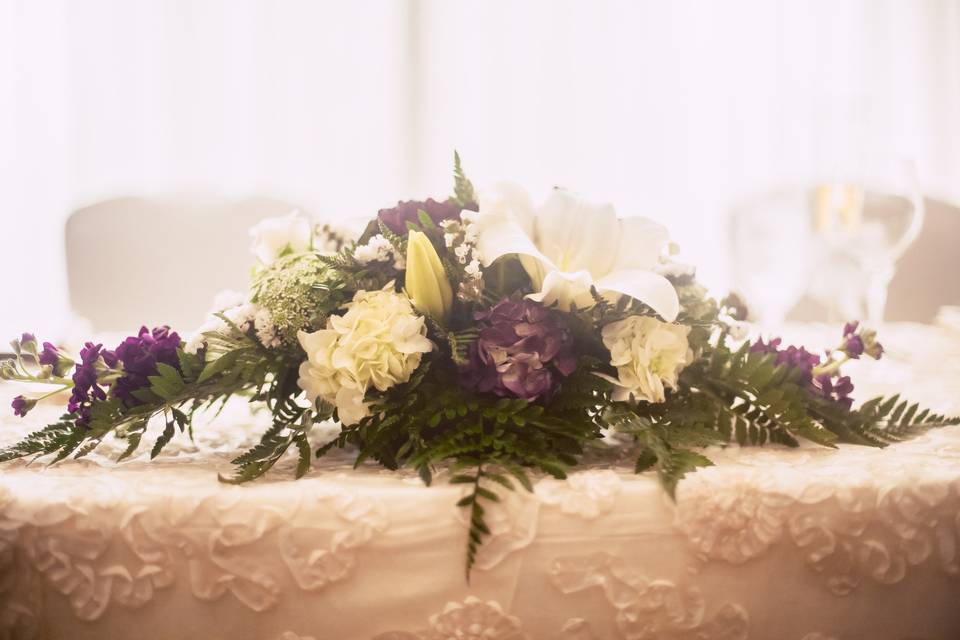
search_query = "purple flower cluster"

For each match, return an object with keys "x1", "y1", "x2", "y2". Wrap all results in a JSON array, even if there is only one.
[
  {"x1": 460, "y1": 298, "x2": 577, "y2": 402},
  {"x1": 750, "y1": 337, "x2": 821, "y2": 386},
  {"x1": 68, "y1": 342, "x2": 117, "y2": 428},
  {"x1": 812, "y1": 374, "x2": 854, "y2": 409},
  {"x1": 63, "y1": 326, "x2": 182, "y2": 428},
  {"x1": 111, "y1": 326, "x2": 182, "y2": 407},
  {"x1": 750, "y1": 335, "x2": 856, "y2": 407},
  {"x1": 377, "y1": 198, "x2": 477, "y2": 235}
]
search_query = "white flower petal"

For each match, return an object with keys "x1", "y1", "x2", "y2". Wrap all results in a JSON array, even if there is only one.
[
  {"x1": 595, "y1": 269, "x2": 680, "y2": 322},
  {"x1": 525, "y1": 269, "x2": 596, "y2": 311},
  {"x1": 475, "y1": 219, "x2": 553, "y2": 269},
  {"x1": 612, "y1": 216, "x2": 670, "y2": 271},
  {"x1": 534, "y1": 188, "x2": 619, "y2": 277},
  {"x1": 478, "y1": 181, "x2": 537, "y2": 235},
  {"x1": 249, "y1": 211, "x2": 311, "y2": 265}
]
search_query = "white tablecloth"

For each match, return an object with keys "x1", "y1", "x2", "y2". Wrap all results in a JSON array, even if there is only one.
[{"x1": 1, "y1": 324, "x2": 959, "y2": 640}]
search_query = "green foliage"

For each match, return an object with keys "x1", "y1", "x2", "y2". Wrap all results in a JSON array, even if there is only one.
[
  {"x1": 451, "y1": 151, "x2": 477, "y2": 207},
  {"x1": 317, "y1": 240, "x2": 398, "y2": 295},
  {"x1": 450, "y1": 459, "x2": 533, "y2": 578},
  {"x1": 813, "y1": 392, "x2": 960, "y2": 446},
  {"x1": 0, "y1": 415, "x2": 81, "y2": 462}
]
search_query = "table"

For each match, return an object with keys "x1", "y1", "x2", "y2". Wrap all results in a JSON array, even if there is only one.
[{"x1": 2, "y1": 324, "x2": 959, "y2": 639}]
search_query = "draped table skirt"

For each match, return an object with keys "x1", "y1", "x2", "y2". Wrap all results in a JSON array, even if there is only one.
[{"x1": 2, "y1": 324, "x2": 959, "y2": 640}]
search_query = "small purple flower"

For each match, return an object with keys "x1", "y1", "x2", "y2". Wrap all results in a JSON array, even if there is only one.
[
  {"x1": 841, "y1": 321, "x2": 883, "y2": 360},
  {"x1": 813, "y1": 374, "x2": 854, "y2": 409},
  {"x1": 843, "y1": 335, "x2": 864, "y2": 359},
  {"x1": 377, "y1": 198, "x2": 477, "y2": 235},
  {"x1": 67, "y1": 342, "x2": 115, "y2": 428},
  {"x1": 751, "y1": 337, "x2": 821, "y2": 385},
  {"x1": 38, "y1": 342, "x2": 72, "y2": 376},
  {"x1": 11, "y1": 395, "x2": 35, "y2": 417},
  {"x1": 19, "y1": 333, "x2": 36, "y2": 346},
  {"x1": 460, "y1": 298, "x2": 577, "y2": 402},
  {"x1": 111, "y1": 326, "x2": 182, "y2": 407}
]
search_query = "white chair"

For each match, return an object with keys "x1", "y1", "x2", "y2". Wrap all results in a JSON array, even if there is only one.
[{"x1": 66, "y1": 196, "x2": 307, "y2": 333}]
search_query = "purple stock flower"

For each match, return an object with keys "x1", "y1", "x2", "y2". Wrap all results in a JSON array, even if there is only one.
[
  {"x1": 38, "y1": 342, "x2": 69, "y2": 376},
  {"x1": 68, "y1": 342, "x2": 116, "y2": 428},
  {"x1": 841, "y1": 321, "x2": 864, "y2": 359},
  {"x1": 377, "y1": 198, "x2": 477, "y2": 235},
  {"x1": 813, "y1": 374, "x2": 854, "y2": 409},
  {"x1": 19, "y1": 333, "x2": 36, "y2": 346},
  {"x1": 111, "y1": 326, "x2": 182, "y2": 407},
  {"x1": 752, "y1": 336, "x2": 858, "y2": 408},
  {"x1": 844, "y1": 335, "x2": 865, "y2": 359},
  {"x1": 459, "y1": 298, "x2": 577, "y2": 402},
  {"x1": 750, "y1": 337, "x2": 821, "y2": 385},
  {"x1": 11, "y1": 395, "x2": 34, "y2": 417}
]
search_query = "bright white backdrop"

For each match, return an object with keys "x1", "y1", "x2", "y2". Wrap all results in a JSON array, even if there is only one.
[{"x1": 1, "y1": 0, "x2": 959, "y2": 337}]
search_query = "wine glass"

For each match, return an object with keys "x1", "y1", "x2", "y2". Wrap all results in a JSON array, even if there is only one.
[{"x1": 728, "y1": 157, "x2": 924, "y2": 328}]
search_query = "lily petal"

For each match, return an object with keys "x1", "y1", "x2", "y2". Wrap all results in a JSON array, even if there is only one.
[
  {"x1": 525, "y1": 269, "x2": 596, "y2": 311},
  {"x1": 595, "y1": 269, "x2": 680, "y2": 322},
  {"x1": 613, "y1": 216, "x2": 670, "y2": 271},
  {"x1": 476, "y1": 218, "x2": 554, "y2": 269},
  {"x1": 534, "y1": 189, "x2": 619, "y2": 277},
  {"x1": 478, "y1": 181, "x2": 537, "y2": 236}
]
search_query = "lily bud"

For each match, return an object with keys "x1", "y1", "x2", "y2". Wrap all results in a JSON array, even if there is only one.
[{"x1": 405, "y1": 230, "x2": 453, "y2": 321}]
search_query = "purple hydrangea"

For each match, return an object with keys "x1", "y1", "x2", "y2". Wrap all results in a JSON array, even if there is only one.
[
  {"x1": 68, "y1": 342, "x2": 116, "y2": 428},
  {"x1": 459, "y1": 298, "x2": 577, "y2": 402},
  {"x1": 377, "y1": 198, "x2": 477, "y2": 235},
  {"x1": 111, "y1": 326, "x2": 182, "y2": 407}
]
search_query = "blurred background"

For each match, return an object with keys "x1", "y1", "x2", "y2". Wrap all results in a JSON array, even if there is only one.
[{"x1": 1, "y1": 0, "x2": 959, "y2": 339}]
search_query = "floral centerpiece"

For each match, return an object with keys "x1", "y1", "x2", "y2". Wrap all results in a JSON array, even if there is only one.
[{"x1": 2, "y1": 155, "x2": 956, "y2": 575}]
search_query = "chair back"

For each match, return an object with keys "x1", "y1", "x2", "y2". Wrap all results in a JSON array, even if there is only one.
[{"x1": 66, "y1": 196, "x2": 305, "y2": 332}]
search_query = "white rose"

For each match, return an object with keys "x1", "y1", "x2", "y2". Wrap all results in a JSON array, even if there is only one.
[
  {"x1": 598, "y1": 315, "x2": 692, "y2": 403},
  {"x1": 297, "y1": 287, "x2": 433, "y2": 425},
  {"x1": 249, "y1": 211, "x2": 312, "y2": 265}
]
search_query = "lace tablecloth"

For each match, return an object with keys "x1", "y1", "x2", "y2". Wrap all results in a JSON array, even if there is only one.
[{"x1": 1, "y1": 323, "x2": 959, "y2": 640}]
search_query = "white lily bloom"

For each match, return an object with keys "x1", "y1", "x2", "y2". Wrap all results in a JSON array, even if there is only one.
[{"x1": 474, "y1": 183, "x2": 680, "y2": 322}]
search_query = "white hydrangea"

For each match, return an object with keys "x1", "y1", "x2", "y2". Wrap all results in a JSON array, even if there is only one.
[
  {"x1": 297, "y1": 287, "x2": 433, "y2": 425},
  {"x1": 598, "y1": 315, "x2": 692, "y2": 403}
]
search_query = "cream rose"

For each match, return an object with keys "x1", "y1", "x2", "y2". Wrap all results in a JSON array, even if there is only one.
[
  {"x1": 249, "y1": 211, "x2": 312, "y2": 265},
  {"x1": 598, "y1": 315, "x2": 692, "y2": 403},
  {"x1": 297, "y1": 287, "x2": 433, "y2": 425}
]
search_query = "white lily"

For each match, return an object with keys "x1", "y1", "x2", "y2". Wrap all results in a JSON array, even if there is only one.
[{"x1": 474, "y1": 183, "x2": 680, "y2": 321}]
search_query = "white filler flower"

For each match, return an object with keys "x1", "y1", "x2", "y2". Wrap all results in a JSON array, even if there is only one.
[
  {"x1": 474, "y1": 183, "x2": 679, "y2": 322},
  {"x1": 297, "y1": 287, "x2": 433, "y2": 425},
  {"x1": 249, "y1": 210, "x2": 312, "y2": 265},
  {"x1": 598, "y1": 315, "x2": 692, "y2": 403}
]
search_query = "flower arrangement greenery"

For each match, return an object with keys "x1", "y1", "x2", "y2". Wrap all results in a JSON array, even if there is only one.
[{"x1": 3, "y1": 154, "x2": 957, "y2": 575}]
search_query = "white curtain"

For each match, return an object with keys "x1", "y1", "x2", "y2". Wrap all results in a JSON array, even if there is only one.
[{"x1": 1, "y1": 0, "x2": 958, "y2": 337}]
